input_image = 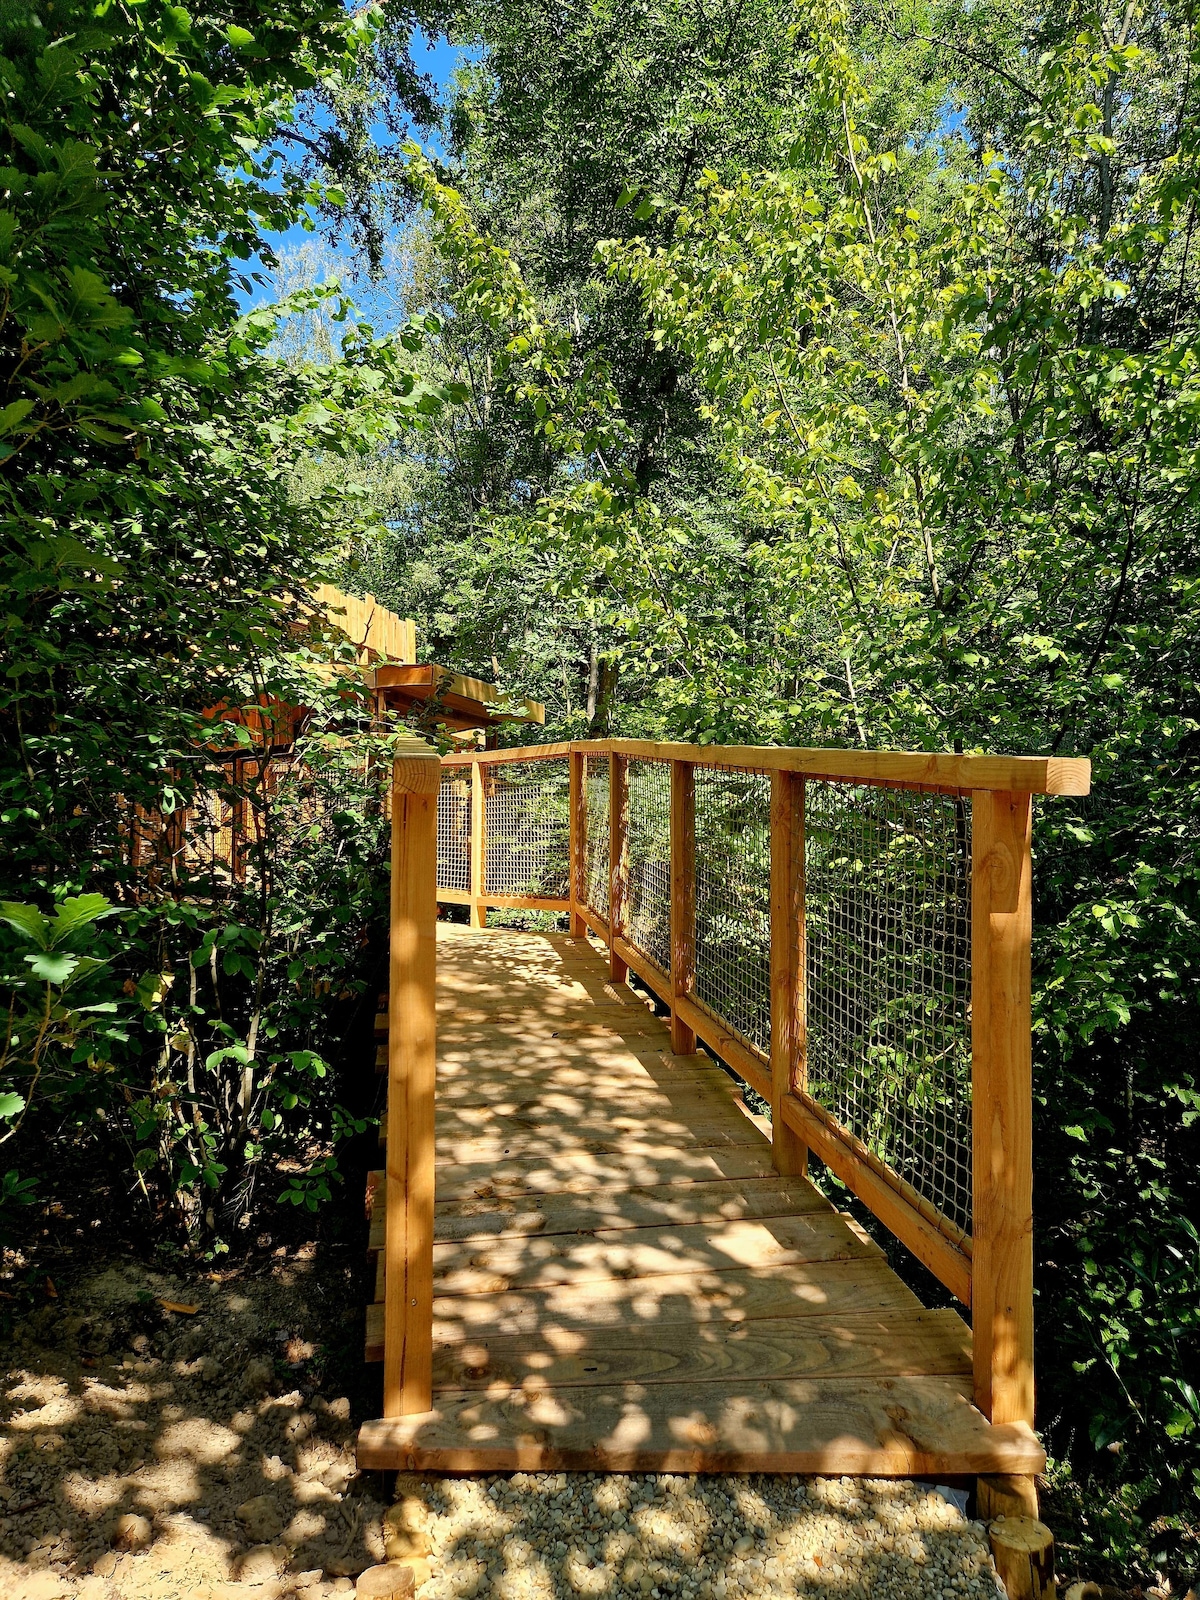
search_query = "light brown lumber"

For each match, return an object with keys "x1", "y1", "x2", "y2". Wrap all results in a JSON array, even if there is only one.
[
  {"x1": 987, "y1": 1517, "x2": 1055, "y2": 1600},
  {"x1": 357, "y1": 1374, "x2": 1047, "y2": 1475},
  {"x1": 384, "y1": 739, "x2": 441, "y2": 1417},
  {"x1": 669, "y1": 761, "x2": 697, "y2": 1054},
  {"x1": 431, "y1": 1141, "x2": 781, "y2": 1203},
  {"x1": 429, "y1": 1211, "x2": 882, "y2": 1297},
  {"x1": 369, "y1": 1174, "x2": 833, "y2": 1250},
  {"x1": 367, "y1": 1251, "x2": 931, "y2": 1356},
  {"x1": 972, "y1": 790, "x2": 1035, "y2": 1426},
  {"x1": 441, "y1": 741, "x2": 575, "y2": 768},
  {"x1": 576, "y1": 904, "x2": 611, "y2": 945},
  {"x1": 429, "y1": 1307, "x2": 972, "y2": 1392},
  {"x1": 569, "y1": 749, "x2": 587, "y2": 937},
  {"x1": 608, "y1": 753, "x2": 629, "y2": 982},
  {"x1": 780, "y1": 1091, "x2": 973, "y2": 1308},
  {"x1": 769, "y1": 769, "x2": 808, "y2": 1176},
  {"x1": 433, "y1": 1082, "x2": 769, "y2": 1139},
  {"x1": 977, "y1": 1474, "x2": 1040, "y2": 1520},
  {"x1": 367, "y1": 1253, "x2": 928, "y2": 1357},
  {"x1": 673, "y1": 991, "x2": 773, "y2": 1104},
  {"x1": 424, "y1": 1119, "x2": 771, "y2": 1168},
  {"x1": 469, "y1": 760, "x2": 486, "y2": 929},
  {"x1": 573, "y1": 741, "x2": 1091, "y2": 796}
]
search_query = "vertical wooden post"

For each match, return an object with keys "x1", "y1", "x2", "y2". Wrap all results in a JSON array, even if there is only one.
[
  {"x1": 385, "y1": 737, "x2": 440, "y2": 1417},
  {"x1": 669, "y1": 761, "x2": 697, "y2": 1054},
  {"x1": 469, "y1": 759, "x2": 486, "y2": 929},
  {"x1": 569, "y1": 750, "x2": 587, "y2": 937},
  {"x1": 769, "y1": 770, "x2": 808, "y2": 1176},
  {"x1": 972, "y1": 789, "x2": 1035, "y2": 1430},
  {"x1": 609, "y1": 753, "x2": 629, "y2": 982}
]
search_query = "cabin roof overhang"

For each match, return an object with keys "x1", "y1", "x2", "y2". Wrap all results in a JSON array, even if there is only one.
[{"x1": 367, "y1": 663, "x2": 545, "y2": 732}]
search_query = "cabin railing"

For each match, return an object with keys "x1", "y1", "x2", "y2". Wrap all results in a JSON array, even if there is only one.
[{"x1": 388, "y1": 737, "x2": 1090, "y2": 1432}]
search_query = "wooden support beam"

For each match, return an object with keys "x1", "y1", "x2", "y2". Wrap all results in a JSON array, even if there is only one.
[
  {"x1": 469, "y1": 761, "x2": 486, "y2": 930},
  {"x1": 569, "y1": 751, "x2": 587, "y2": 937},
  {"x1": 770, "y1": 770, "x2": 808, "y2": 1177},
  {"x1": 385, "y1": 738, "x2": 440, "y2": 1417},
  {"x1": 609, "y1": 753, "x2": 629, "y2": 983},
  {"x1": 669, "y1": 761, "x2": 697, "y2": 1055},
  {"x1": 971, "y1": 790, "x2": 1035, "y2": 1428}
]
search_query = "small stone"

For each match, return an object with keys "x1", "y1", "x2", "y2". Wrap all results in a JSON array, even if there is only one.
[
  {"x1": 242, "y1": 1356, "x2": 275, "y2": 1396},
  {"x1": 355, "y1": 1563, "x2": 417, "y2": 1599},
  {"x1": 237, "y1": 1493, "x2": 284, "y2": 1542},
  {"x1": 198, "y1": 1354, "x2": 222, "y2": 1382},
  {"x1": 237, "y1": 1543, "x2": 288, "y2": 1583},
  {"x1": 112, "y1": 1512, "x2": 152, "y2": 1552}
]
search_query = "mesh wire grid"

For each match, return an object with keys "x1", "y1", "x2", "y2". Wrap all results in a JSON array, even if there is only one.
[
  {"x1": 483, "y1": 758, "x2": 571, "y2": 899},
  {"x1": 694, "y1": 766, "x2": 773, "y2": 1055},
  {"x1": 583, "y1": 758, "x2": 610, "y2": 918},
  {"x1": 625, "y1": 759, "x2": 672, "y2": 974},
  {"x1": 437, "y1": 771, "x2": 472, "y2": 892},
  {"x1": 804, "y1": 781, "x2": 973, "y2": 1236}
]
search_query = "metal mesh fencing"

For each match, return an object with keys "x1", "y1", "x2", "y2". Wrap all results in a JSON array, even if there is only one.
[
  {"x1": 584, "y1": 758, "x2": 610, "y2": 918},
  {"x1": 804, "y1": 781, "x2": 973, "y2": 1236},
  {"x1": 437, "y1": 772, "x2": 472, "y2": 893},
  {"x1": 483, "y1": 758, "x2": 571, "y2": 900},
  {"x1": 694, "y1": 767, "x2": 772, "y2": 1055},
  {"x1": 625, "y1": 759, "x2": 672, "y2": 974}
]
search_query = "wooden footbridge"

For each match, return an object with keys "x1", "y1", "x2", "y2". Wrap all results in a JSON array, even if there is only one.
[{"x1": 357, "y1": 739, "x2": 1089, "y2": 1509}]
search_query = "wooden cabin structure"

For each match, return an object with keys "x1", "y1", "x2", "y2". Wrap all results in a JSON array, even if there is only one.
[
  {"x1": 132, "y1": 588, "x2": 543, "y2": 882},
  {"x1": 358, "y1": 738, "x2": 1090, "y2": 1510}
]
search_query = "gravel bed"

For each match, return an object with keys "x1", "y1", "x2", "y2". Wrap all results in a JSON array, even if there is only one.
[{"x1": 411, "y1": 1471, "x2": 1005, "y2": 1600}]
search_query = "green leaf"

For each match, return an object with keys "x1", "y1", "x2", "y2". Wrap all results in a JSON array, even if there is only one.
[
  {"x1": 0, "y1": 1093, "x2": 25, "y2": 1120},
  {"x1": 0, "y1": 902, "x2": 50, "y2": 949},
  {"x1": 24, "y1": 950, "x2": 78, "y2": 983}
]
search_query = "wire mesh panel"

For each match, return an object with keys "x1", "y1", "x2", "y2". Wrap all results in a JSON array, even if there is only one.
[
  {"x1": 694, "y1": 767, "x2": 772, "y2": 1054},
  {"x1": 483, "y1": 758, "x2": 571, "y2": 900},
  {"x1": 584, "y1": 757, "x2": 610, "y2": 918},
  {"x1": 437, "y1": 772, "x2": 472, "y2": 893},
  {"x1": 804, "y1": 782, "x2": 973, "y2": 1236},
  {"x1": 625, "y1": 759, "x2": 671, "y2": 974}
]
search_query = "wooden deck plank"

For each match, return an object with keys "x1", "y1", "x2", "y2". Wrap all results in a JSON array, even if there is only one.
[
  {"x1": 368, "y1": 1174, "x2": 834, "y2": 1251},
  {"x1": 429, "y1": 1211, "x2": 882, "y2": 1296},
  {"x1": 427, "y1": 1308, "x2": 972, "y2": 1391},
  {"x1": 431, "y1": 1142, "x2": 782, "y2": 1202},
  {"x1": 358, "y1": 1375, "x2": 1045, "y2": 1475},
  {"x1": 366, "y1": 1255, "x2": 929, "y2": 1357}
]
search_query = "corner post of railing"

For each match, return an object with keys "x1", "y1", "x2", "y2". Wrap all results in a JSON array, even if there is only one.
[
  {"x1": 971, "y1": 788, "x2": 1035, "y2": 1433},
  {"x1": 569, "y1": 748, "x2": 588, "y2": 937},
  {"x1": 469, "y1": 757, "x2": 486, "y2": 929},
  {"x1": 669, "y1": 760, "x2": 697, "y2": 1054},
  {"x1": 609, "y1": 752, "x2": 629, "y2": 982},
  {"x1": 769, "y1": 769, "x2": 808, "y2": 1177},
  {"x1": 385, "y1": 736, "x2": 440, "y2": 1417}
]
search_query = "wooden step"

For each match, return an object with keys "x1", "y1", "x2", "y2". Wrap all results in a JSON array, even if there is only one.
[{"x1": 357, "y1": 1374, "x2": 1046, "y2": 1476}]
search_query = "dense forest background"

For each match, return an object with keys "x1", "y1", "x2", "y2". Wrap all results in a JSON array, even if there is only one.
[{"x1": 1, "y1": 0, "x2": 1197, "y2": 1588}]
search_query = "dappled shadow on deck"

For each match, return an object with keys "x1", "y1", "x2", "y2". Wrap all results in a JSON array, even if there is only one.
[{"x1": 362, "y1": 929, "x2": 1041, "y2": 1480}]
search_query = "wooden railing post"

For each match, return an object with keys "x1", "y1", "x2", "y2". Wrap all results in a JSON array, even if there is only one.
[
  {"x1": 669, "y1": 760, "x2": 697, "y2": 1054},
  {"x1": 569, "y1": 749, "x2": 587, "y2": 937},
  {"x1": 469, "y1": 758, "x2": 486, "y2": 929},
  {"x1": 385, "y1": 737, "x2": 440, "y2": 1417},
  {"x1": 609, "y1": 753, "x2": 629, "y2": 982},
  {"x1": 770, "y1": 770, "x2": 808, "y2": 1176},
  {"x1": 971, "y1": 789, "x2": 1035, "y2": 1429}
]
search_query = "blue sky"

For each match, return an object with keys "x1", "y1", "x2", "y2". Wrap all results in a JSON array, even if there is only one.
[{"x1": 236, "y1": 29, "x2": 465, "y2": 311}]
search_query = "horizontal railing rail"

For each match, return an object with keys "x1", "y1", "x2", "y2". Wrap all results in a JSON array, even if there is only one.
[{"x1": 423, "y1": 737, "x2": 1091, "y2": 1436}]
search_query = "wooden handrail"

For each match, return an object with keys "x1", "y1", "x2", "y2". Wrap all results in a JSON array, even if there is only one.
[{"x1": 439, "y1": 738, "x2": 1091, "y2": 796}]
